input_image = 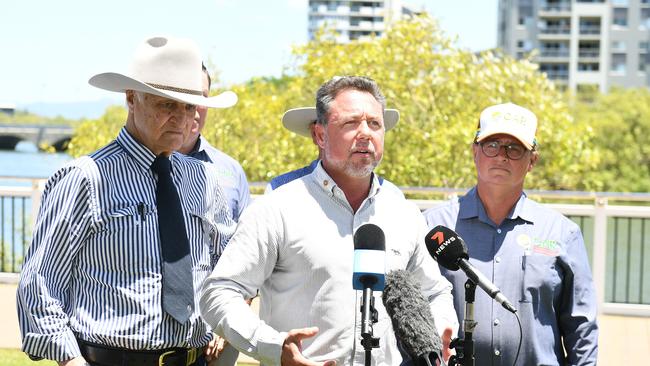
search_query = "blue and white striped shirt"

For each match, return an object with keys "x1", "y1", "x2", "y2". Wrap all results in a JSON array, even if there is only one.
[{"x1": 17, "y1": 127, "x2": 235, "y2": 362}]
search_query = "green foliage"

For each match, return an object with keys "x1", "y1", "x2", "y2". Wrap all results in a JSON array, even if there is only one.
[
  {"x1": 204, "y1": 15, "x2": 597, "y2": 190},
  {"x1": 571, "y1": 88, "x2": 650, "y2": 192},
  {"x1": 66, "y1": 15, "x2": 615, "y2": 191},
  {"x1": 67, "y1": 105, "x2": 125, "y2": 157}
]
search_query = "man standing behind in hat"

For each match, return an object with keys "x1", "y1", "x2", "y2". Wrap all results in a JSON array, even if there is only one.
[
  {"x1": 17, "y1": 36, "x2": 237, "y2": 366},
  {"x1": 423, "y1": 103, "x2": 598, "y2": 365},
  {"x1": 200, "y1": 76, "x2": 458, "y2": 366},
  {"x1": 179, "y1": 64, "x2": 250, "y2": 221}
]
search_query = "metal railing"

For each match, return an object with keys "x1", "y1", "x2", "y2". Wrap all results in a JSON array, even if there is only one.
[
  {"x1": 579, "y1": 49, "x2": 600, "y2": 58},
  {"x1": 540, "y1": 3, "x2": 572, "y2": 12},
  {"x1": 540, "y1": 27, "x2": 571, "y2": 35},
  {"x1": 3, "y1": 179, "x2": 650, "y2": 316}
]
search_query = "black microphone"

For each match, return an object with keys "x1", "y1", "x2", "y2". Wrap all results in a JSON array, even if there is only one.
[
  {"x1": 353, "y1": 223, "x2": 386, "y2": 291},
  {"x1": 382, "y1": 270, "x2": 442, "y2": 366},
  {"x1": 425, "y1": 225, "x2": 517, "y2": 314},
  {"x1": 353, "y1": 223, "x2": 386, "y2": 343}
]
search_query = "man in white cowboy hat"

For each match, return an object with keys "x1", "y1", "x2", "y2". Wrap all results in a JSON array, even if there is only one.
[
  {"x1": 423, "y1": 103, "x2": 598, "y2": 365},
  {"x1": 17, "y1": 36, "x2": 237, "y2": 366},
  {"x1": 179, "y1": 63, "x2": 251, "y2": 222},
  {"x1": 200, "y1": 76, "x2": 458, "y2": 366}
]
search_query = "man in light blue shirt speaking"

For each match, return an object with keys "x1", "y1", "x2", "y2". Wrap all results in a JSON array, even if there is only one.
[{"x1": 423, "y1": 103, "x2": 598, "y2": 365}]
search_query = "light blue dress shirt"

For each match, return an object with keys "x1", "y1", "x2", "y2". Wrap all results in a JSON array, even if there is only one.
[{"x1": 423, "y1": 187, "x2": 598, "y2": 366}]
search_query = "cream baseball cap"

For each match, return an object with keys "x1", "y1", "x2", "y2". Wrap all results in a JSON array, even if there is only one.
[{"x1": 476, "y1": 103, "x2": 537, "y2": 150}]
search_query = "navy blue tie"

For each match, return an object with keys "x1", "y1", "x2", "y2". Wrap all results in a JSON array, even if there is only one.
[{"x1": 151, "y1": 155, "x2": 193, "y2": 323}]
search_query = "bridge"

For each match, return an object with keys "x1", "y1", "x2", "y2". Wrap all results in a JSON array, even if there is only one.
[{"x1": 0, "y1": 124, "x2": 75, "y2": 151}]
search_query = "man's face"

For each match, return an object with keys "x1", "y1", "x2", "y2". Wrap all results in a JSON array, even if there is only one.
[
  {"x1": 191, "y1": 71, "x2": 211, "y2": 136},
  {"x1": 126, "y1": 91, "x2": 197, "y2": 156},
  {"x1": 473, "y1": 133, "x2": 537, "y2": 189},
  {"x1": 315, "y1": 89, "x2": 385, "y2": 180}
]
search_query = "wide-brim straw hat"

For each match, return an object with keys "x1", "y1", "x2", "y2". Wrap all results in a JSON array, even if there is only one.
[
  {"x1": 89, "y1": 36, "x2": 237, "y2": 108},
  {"x1": 282, "y1": 107, "x2": 400, "y2": 137}
]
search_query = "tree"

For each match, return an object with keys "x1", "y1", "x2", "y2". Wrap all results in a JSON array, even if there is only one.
[
  {"x1": 67, "y1": 15, "x2": 600, "y2": 191},
  {"x1": 571, "y1": 88, "x2": 650, "y2": 192}
]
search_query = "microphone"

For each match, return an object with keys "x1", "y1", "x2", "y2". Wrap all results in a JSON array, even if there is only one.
[
  {"x1": 425, "y1": 225, "x2": 517, "y2": 313},
  {"x1": 353, "y1": 223, "x2": 386, "y2": 291},
  {"x1": 353, "y1": 224, "x2": 385, "y2": 356},
  {"x1": 382, "y1": 270, "x2": 442, "y2": 366}
]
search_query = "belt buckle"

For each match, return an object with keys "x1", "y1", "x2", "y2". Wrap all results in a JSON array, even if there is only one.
[
  {"x1": 187, "y1": 348, "x2": 198, "y2": 365},
  {"x1": 158, "y1": 350, "x2": 175, "y2": 366}
]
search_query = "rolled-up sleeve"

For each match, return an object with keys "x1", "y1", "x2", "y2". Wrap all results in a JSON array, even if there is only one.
[{"x1": 200, "y1": 200, "x2": 286, "y2": 365}]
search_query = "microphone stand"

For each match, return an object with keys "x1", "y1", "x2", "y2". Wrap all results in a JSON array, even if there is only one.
[
  {"x1": 360, "y1": 282, "x2": 380, "y2": 366},
  {"x1": 449, "y1": 279, "x2": 477, "y2": 366}
]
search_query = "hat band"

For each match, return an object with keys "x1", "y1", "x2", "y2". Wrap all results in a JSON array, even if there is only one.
[{"x1": 145, "y1": 82, "x2": 202, "y2": 96}]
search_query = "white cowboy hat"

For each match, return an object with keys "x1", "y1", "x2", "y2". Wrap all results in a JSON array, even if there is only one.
[
  {"x1": 282, "y1": 107, "x2": 400, "y2": 137},
  {"x1": 89, "y1": 36, "x2": 237, "y2": 109}
]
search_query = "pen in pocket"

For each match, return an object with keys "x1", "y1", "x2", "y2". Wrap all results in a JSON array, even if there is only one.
[{"x1": 137, "y1": 202, "x2": 145, "y2": 222}]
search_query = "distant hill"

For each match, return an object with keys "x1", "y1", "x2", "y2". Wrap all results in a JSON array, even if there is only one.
[{"x1": 17, "y1": 98, "x2": 123, "y2": 120}]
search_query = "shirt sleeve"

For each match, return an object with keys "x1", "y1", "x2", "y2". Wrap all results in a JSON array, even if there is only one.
[
  {"x1": 235, "y1": 163, "x2": 252, "y2": 221},
  {"x1": 407, "y1": 210, "x2": 459, "y2": 339},
  {"x1": 200, "y1": 198, "x2": 286, "y2": 366},
  {"x1": 558, "y1": 225, "x2": 599, "y2": 365},
  {"x1": 16, "y1": 167, "x2": 95, "y2": 362}
]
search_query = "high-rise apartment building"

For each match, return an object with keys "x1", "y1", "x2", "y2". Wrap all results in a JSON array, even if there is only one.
[
  {"x1": 308, "y1": 0, "x2": 421, "y2": 42},
  {"x1": 498, "y1": 0, "x2": 650, "y2": 92}
]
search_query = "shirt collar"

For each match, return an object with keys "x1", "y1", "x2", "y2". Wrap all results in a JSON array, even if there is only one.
[
  {"x1": 310, "y1": 162, "x2": 381, "y2": 198},
  {"x1": 115, "y1": 127, "x2": 188, "y2": 175},
  {"x1": 459, "y1": 186, "x2": 534, "y2": 224},
  {"x1": 187, "y1": 135, "x2": 204, "y2": 155}
]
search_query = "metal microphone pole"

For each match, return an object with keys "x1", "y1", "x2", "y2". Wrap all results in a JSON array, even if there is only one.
[
  {"x1": 449, "y1": 279, "x2": 477, "y2": 366},
  {"x1": 360, "y1": 279, "x2": 380, "y2": 366}
]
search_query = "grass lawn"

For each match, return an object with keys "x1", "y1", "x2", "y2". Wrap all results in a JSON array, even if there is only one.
[{"x1": 0, "y1": 349, "x2": 56, "y2": 366}]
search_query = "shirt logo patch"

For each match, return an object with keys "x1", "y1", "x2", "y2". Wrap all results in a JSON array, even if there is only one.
[{"x1": 518, "y1": 234, "x2": 560, "y2": 256}]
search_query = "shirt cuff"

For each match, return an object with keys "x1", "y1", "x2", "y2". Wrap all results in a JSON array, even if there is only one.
[{"x1": 21, "y1": 328, "x2": 81, "y2": 362}]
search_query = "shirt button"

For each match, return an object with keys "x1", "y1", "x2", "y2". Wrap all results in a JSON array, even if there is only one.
[
  {"x1": 494, "y1": 349, "x2": 501, "y2": 356},
  {"x1": 323, "y1": 180, "x2": 329, "y2": 186},
  {"x1": 495, "y1": 256, "x2": 501, "y2": 263},
  {"x1": 497, "y1": 228, "x2": 502, "y2": 234},
  {"x1": 493, "y1": 318, "x2": 500, "y2": 326}
]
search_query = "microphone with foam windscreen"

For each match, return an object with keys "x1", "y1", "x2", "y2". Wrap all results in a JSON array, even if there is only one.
[
  {"x1": 425, "y1": 225, "x2": 517, "y2": 313},
  {"x1": 353, "y1": 223, "x2": 385, "y2": 364},
  {"x1": 382, "y1": 270, "x2": 442, "y2": 366}
]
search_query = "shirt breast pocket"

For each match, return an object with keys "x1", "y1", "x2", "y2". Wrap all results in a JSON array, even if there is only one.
[
  {"x1": 89, "y1": 203, "x2": 155, "y2": 271},
  {"x1": 188, "y1": 211, "x2": 220, "y2": 266},
  {"x1": 519, "y1": 254, "x2": 560, "y2": 305}
]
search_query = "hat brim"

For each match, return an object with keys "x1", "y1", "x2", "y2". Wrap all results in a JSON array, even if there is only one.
[
  {"x1": 476, "y1": 130, "x2": 534, "y2": 150},
  {"x1": 89, "y1": 72, "x2": 237, "y2": 109},
  {"x1": 282, "y1": 107, "x2": 400, "y2": 137}
]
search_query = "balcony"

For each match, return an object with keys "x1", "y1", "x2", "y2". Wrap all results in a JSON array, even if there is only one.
[
  {"x1": 540, "y1": 49, "x2": 570, "y2": 58},
  {"x1": 539, "y1": 3, "x2": 572, "y2": 14},
  {"x1": 579, "y1": 26, "x2": 601, "y2": 35},
  {"x1": 539, "y1": 26, "x2": 571, "y2": 35},
  {"x1": 543, "y1": 70, "x2": 570, "y2": 80},
  {"x1": 579, "y1": 49, "x2": 600, "y2": 58}
]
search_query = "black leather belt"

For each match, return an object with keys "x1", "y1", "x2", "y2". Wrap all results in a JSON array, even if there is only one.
[{"x1": 77, "y1": 339, "x2": 206, "y2": 366}]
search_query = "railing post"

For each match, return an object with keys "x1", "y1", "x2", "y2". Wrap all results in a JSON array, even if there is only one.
[
  {"x1": 30, "y1": 179, "x2": 44, "y2": 231},
  {"x1": 592, "y1": 197, "x2": 608, "y2": 313}
]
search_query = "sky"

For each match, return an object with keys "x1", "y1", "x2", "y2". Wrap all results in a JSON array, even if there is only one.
[{"x1": 0, "y1": 0, "x2": 497, "y2": 118}]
